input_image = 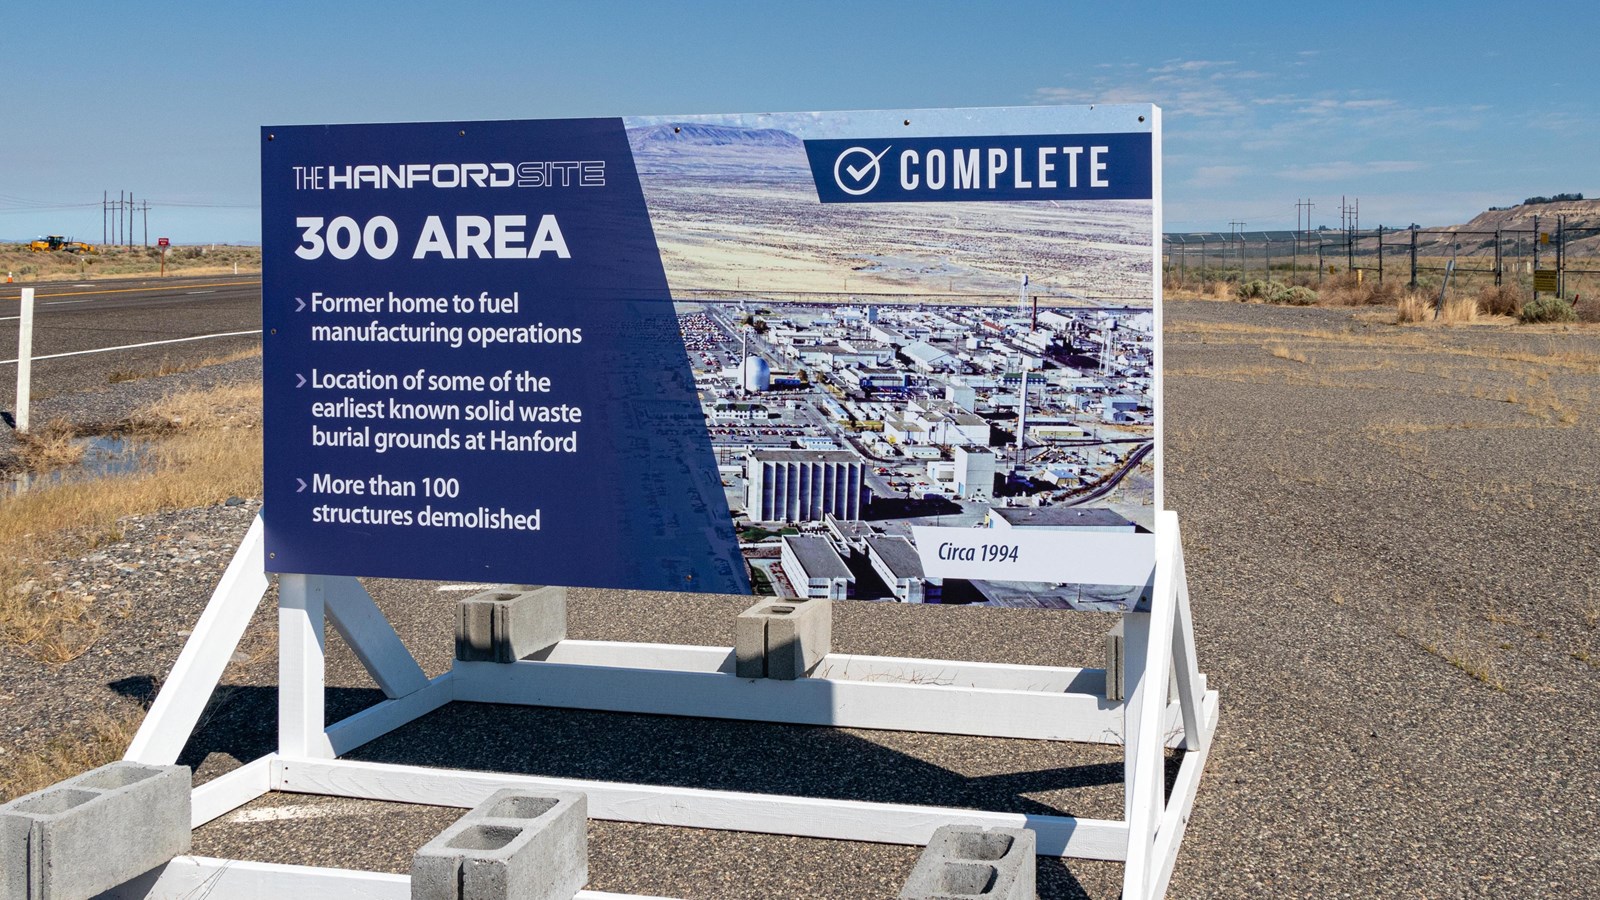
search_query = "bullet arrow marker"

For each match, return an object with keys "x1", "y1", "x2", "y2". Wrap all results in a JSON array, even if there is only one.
[
  {"x1": 296, "y1": 373, "x2": 306, "y2": 388},
  {"x1": 296, "y1": 478, "x2": 307, "y2": 493},
  {"x1": 295, "y1": 297, "x2": 305, "y2": 311}
]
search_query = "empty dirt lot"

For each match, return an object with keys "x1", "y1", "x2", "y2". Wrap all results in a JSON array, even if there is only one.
[{"x1": 0, "y1": 299, "x2": 1595, "y2": 897}]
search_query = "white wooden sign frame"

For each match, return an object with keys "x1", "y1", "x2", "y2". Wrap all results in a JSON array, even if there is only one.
[{"x1": 111, "y1": 510, "x2": 1216, "y2": 900}]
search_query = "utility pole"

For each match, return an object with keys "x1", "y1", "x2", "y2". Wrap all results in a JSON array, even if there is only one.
[
  {"x1": 1352, "y1": 199, "x2": 1360, "y2": 276},
  {"x1": 1410, "y1": 226, "x2": 1419, "y2": 288},
  {"x1": 1339, "y1": 197, "x2": 1357, "y2": 273},
  {"x1": 1294, "y1": 199, "x2": 1314, "y2": 280},
  {"x1": 1296, "y1": 198, "x2": 1316, "y2": 233},
  {"x1": 1229, "y1": 221, "x2": 1246, "y2": 280},
  {"x1": 1377, "y1": 225, "x2": 1384, "y2": 284},
  {"x1": 1558, "y1": 214, "x2": 1566, "y2": 298},
  {"x1": 1532, "y1": 215, "x2": 1540, "y2": 301}
]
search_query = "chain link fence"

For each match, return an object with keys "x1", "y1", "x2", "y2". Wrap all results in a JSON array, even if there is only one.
[{"x1": 1163, "y1": 225, "x2": 1600, "y2": 304}]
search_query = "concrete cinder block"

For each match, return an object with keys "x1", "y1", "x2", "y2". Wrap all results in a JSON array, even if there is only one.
[
  {"x1": 1, "y1": 808, "x2": 29, "y2": 900},
  {"x1": 456, "y1": 585, "x2": 567, "y2": 663},
  {"x1": 0, "y1": 761, "x2": 191, "y2": 900},
  {"x1": 1105, "y1": 618, "x2": 1125, "y2": 702},
  {"x1": 1104, "y1": 617, "x2": 1179, "y2": 704},
  {"x1": 412, "y1": 790, "x2": 586, "y2": 900},
  {"x1": 900, "y1": 825, "x2": 1036, "y2": 900},
  {"x1": 734, "y1": 598, "x2": 831, "y2": 679},
  {"x1": 733, "y1": 605, "x2": 768, "y2": 679}
]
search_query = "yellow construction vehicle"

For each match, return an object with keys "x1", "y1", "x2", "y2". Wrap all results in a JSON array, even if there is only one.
[{"x1": 28, "y1": 235, "x2": 97, "y2": 253}]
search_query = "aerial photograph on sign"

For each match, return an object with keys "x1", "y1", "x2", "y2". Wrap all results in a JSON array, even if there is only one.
[{"x1": 629, "y1": 111, "x2": 1157, "y2": 609}]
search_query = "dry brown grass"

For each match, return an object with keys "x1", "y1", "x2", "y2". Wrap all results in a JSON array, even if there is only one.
[
  {"x1": 0, "y1": 244, "x2": 260, "y2": 284},
  {"x1": 1439, "y1": 296, "x2": 1479, "y2": 325},
  {"x1": 1395, "y1": 294, "x2": 1432, "y2": 323},
  {"x1": 129, "y1": 382, "x2": 263, "y2": 433},
  {"x1": 1268, "y1": 344, "x2": 1310, "y2": 364},
  {"x1": 1165, "y1": 280, "x2": 1234, "y2": 301},
  {"x1": 107, "y1": 347, "x2": 260, "y2": 385},
  {"x1": 14, "y1": 420, "x2": 85, "y2": 473},
  {"x1": 0, "y1": 708, "x2": 142, "y2": 803},
  {"x1": 1400, "y1": 626, "x2": 1507, "y2": 691},
  {"x1": 1476, "y1": 285, "x2": 1524, "y2": 317},
  {"x1": 0, "y1": 382, "x2": 262, "y2": 660},
  {"x1": 1318, "y1": 273, "x2": 1403, "y2": 307}
]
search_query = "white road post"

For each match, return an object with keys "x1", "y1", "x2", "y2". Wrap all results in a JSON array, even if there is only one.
[{"x1": 15, "y1": 287, "x2": 33, "y2": 433}]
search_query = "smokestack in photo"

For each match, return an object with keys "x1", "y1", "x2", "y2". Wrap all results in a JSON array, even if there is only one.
[{"x1": 1016, "y1": 357, "x2": 1030, "y2": 467}]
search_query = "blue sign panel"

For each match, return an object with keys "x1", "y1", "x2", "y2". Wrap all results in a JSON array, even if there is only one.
[
  {"x1": 263, "y1": 118, "x2": 748, "y2": 592},
  {"x1": 804, "y1": 132, "x2": 1153, "y2": 203},
  {"x1": 263, "y1": 106, "x2": 1161, "y2": 610}
]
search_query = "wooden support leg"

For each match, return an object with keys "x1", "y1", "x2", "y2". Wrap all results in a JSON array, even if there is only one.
[
  {"x1": 279, "y1": 573, "x2": 333, "y2": 759},
  {"x1": 1170, "y1": 535, "x2": 1210, "y2": 753},
  {"x1": 124, "y1": 516, "x2": 269, "y2": 766},
  {"x1": 322, "y1": 575, "x2": 429, "y2": 699},
  {"x1": 1122, "y1": 511, "x2": 1180, "y2": 900}
]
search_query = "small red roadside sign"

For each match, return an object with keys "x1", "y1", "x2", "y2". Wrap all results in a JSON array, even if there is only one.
[{"x1": 157, "y1": 237, "x2": 170, "y2": 247}]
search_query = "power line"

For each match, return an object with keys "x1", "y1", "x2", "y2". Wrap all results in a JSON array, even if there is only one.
[
  {"x1": 148, "y1": 200, "x2": 260, "y2": 209},
  {"x1": 0, "y1": 192, "x2": 256, "y2": 211}
]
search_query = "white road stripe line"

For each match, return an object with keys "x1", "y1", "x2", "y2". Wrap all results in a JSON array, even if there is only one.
[
  {"x1": 0, "y1": 329, "x2": 262, "y2": 367},
  {"x1": 187, "y1": 290, "x2": 216, "y2": 294},
  {"x1": 435, "y1": 584, "x2": 496, "y2": 592},
  {"x1": 44, "y1": 299, "x2": 92, "y2": 305}
]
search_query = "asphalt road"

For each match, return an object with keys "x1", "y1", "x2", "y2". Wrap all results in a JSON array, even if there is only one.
[{"x1": 0, "y1": 275, "x2": 261, "y2": 401}]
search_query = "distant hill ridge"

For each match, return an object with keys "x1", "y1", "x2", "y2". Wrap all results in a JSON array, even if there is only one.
[
  {"x1": 1455, "y1": 198, "x2": 1600, "y2": 233},
  {"x1": 627, "y1": 123, "x2": 803, "y2": 152}
]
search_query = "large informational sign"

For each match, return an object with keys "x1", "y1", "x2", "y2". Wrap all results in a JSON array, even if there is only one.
[{"x1": 263, "y1": 105, "x2": 1160, "y2": 609}]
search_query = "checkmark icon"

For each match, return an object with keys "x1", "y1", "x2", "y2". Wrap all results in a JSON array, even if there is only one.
[
  {"x1": 845, "y1": 146, "x2": 890, "y2": 182},
  {"x1": 834, "y1": 145, "x2": 892, "y2": 196}
]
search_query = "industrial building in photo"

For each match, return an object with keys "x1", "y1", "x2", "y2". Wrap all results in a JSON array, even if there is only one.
[
  {"x1": 987, "y1": 507, "x2": 1137, "y2": 532},
  {"x1": 746, "y1": 449, "x2": 869, "y2": 523},
  {"x1": 864, "y1": 534, "x2": 937, "y2": 603},
  {"x1": 680, "y1": 296, "x2": 1154, "y2": 609},
  {"x1": 780, "y1": 534, "x2": 855, "y2": 599}
]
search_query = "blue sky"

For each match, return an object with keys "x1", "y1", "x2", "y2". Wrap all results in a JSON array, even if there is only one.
[{"x1": 3, "y1": 1, "x2": 1595, "y2": 242}]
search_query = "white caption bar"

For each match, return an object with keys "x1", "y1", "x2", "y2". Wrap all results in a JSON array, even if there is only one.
[{"x1": 910, "y1": 526, "x2": 1154, "y2": 586}]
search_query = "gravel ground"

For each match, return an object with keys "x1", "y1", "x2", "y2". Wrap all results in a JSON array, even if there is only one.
[{"x1": 1, "y1": 300, "x2": 1596, "y2": 898}]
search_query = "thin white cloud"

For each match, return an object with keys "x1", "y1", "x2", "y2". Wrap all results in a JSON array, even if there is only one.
[
  {"x1": 1035, "y1": 60, "x2": 1396, "y2": 123},
  {"x1": 1295, "y1": 98, "x2": 1398, "y2": 115},
  {"x1": 1190, "y1": 165, "x2": 1251, "y2": 188},
  {"x1": 1279, "y1": 160, "x2": 1427, "y2": 181},
  {"x1": 1029, "y1": 57, "x2": 1557, "y2": 228},
  {"x1": 1147, "y1": 59, "x2": 1236, "y2": 74}
]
